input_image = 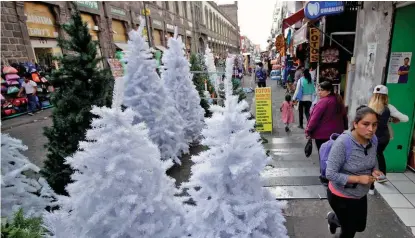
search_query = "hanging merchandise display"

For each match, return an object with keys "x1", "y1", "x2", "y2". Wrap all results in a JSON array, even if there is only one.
[
  {"x1": 275, "y1": 34, "x2": 285, "y2": 57},
  {"x1": 321, "y1": 48, "x2": 340, "y2": 63}
]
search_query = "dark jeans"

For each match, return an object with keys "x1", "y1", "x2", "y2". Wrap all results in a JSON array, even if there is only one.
[
  {"x1": 370, "y1": 139, "x2": 389, "y2": 190},
  {"x1": 327, "y1": 189, "x2": 368, "y2": 238},
  {"x1": 257, "y1": 81, "x2": 266, "y2": 87},
  {"x1": 298, "y1": 101, "x2": 312, "y2": 127},
  {"x1": 316, "y1": 138, "x2": 329, "y2": 183},
  {"x1": 27, "y1": 94, "x2": 37, "y2": 113}
]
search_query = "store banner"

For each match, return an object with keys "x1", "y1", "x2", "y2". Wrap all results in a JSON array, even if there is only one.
[
  {"x1": 255, "y1": 87, "x2": 273, "y2": 132},
  {"x1": 304, "y1": 1, "x2": 344, "y2": 20},
  {"x1": 309, "y1": 28, "x2": 320, "y2": 63},
  {"x1": 107, "y1": 58, "x2": 124, "y2": 78},
  {"x1": 24, "y1": 2, "x2": 58, "y2": 38},
  {"x1": 293, "y1": 24, "x2": 308, "y2": 46}
]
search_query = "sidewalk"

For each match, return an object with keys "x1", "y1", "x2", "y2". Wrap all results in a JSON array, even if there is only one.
[{"x1": 255, "y1": 78, "x2": 414, "y2": 237}]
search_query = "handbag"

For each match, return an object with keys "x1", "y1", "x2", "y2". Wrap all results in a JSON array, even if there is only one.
[
  {"x1": 295, "y1": 77, "x2": 303, "y2": 101},
  {"x1": 32, "y1": 73, "x2": 40, "y2": 83},
  {"x1": 5, "y1": 74, "x2": 20, "y2": 81},
  {"x1": 7, "y1": 86, "x2": 19, "y2": 94},
  {"x1": 304, "y1": 138, "x2": 313, "y2": 158}
]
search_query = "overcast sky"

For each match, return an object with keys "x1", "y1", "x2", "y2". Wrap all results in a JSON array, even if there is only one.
[{"x1": 215, "y1": 0, "x2": 276, "y2": 50}]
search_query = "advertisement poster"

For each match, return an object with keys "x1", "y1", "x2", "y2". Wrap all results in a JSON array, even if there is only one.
[
  {"x1": 255, "y1": 87, "x2": 273, "y2": 132},
  {"x1": 387, "y1": 52, "x2": 412, "y2": 84},
  {"x1": 365, "y1": 43, "x2": 377, "y2": 78},
  {"x1": 107, "y1": 58, "x2": 124, "y2": 78}
]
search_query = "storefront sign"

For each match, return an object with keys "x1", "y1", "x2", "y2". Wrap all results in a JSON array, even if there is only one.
[
  {"x1": 166, "y1": 24, "x2": 175, "y2": 31},
  {"x1": 293, "y1": 24, "x2": 308, "y2": 46},
  {"x1": 387, "y1": 52, "x2": 412, "y2": 84},
  {"x1": 255, "y1": 87, "x2": 273, "y2": 132},
  {"x1": 309, "y1": 28, "x2": 320, "y2": 63},
  {"x1": 111, "y1": 7, "x2": 126, "y2": 17},
  {"x1": 76, "y1": 1, "x2": 99, "y2": 10},
  {"x1": 142, "y1": 8, "x2": 151, "y2": 16},
  {"x1": 152, "y1": 19, "x2": 162, "y2": 27},
  {"x1": 107, "y1": 58, "x2": 124, "y2": 78},
  {"x1": 24, "y1": 2, "x2": 58, "y2": 38},
  {"x1": 304, "y1": 1, "x2": 344, "y2": 20}
]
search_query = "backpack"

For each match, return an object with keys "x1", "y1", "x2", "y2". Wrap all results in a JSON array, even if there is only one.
[
  {"x1": 319, "y1": 133, "x2": 378, "y2": 178},
  {"x1": 256, "y1": 68, "x2": 266, "y2": 81}
]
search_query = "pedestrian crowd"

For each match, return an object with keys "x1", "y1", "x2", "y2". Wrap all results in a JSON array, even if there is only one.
[{"x1": 254, "y1": 61, "x2": 409, "y2": 238}]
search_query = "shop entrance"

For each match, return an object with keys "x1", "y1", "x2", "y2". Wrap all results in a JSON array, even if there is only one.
[{"x1": 385, "y1": 4, "x2": 415, "y2": 172}]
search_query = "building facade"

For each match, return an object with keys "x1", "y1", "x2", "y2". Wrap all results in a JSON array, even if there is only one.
[{"x1": 0, "y1": 1, "x2": 240, "y2": 66}]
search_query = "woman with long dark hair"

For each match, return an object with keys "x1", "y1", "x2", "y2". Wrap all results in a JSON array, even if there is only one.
[
  {"x1": 306, "y1": 81, "x2": 348, "y2": 185},
  {"x1": 326, "y1": 106, "x2": 384, "y2": 237},
  {"x1": 293, "y1": 69, "x2": 315, "y2": 129}
]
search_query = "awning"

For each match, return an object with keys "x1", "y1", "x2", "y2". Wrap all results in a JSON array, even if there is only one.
[
  {"x1": 114, "y1": 43, "x2": 129, "y2": 52},
  {"x1": 292, "y1": 23, "x2": 308, "y2": 46},
  {"x1": 282, "y1": 8, "x2": 305, "y2": 32},
  {"x1": 154, "y1": 45, "x2": 167, "y2": 52}
]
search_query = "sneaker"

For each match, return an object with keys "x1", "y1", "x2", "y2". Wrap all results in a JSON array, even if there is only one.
[
  {"x1": 285, "y1": 126, "x2": 289, "y2": 132},
  {"x1": 327, "y1": 212, "x2": 337, "y2": 234},
  {"x1": 368, "y1": 189, "x2": 375, "y2": 195},
  {"x1": 320, "y1": 176, "x2": 329, "y2": 186},
  {"x1": 27, "y1": 113, "x2": 34, "y2": 116}
]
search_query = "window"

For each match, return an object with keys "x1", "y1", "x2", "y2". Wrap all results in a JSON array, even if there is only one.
[
  {"x1": 174, "y1": 1, "x2": 180, "y2": 15},
  {"x1": 209, "y1": 10, "x2": 212, "y2": 29},
  {"x1": 183, "y1": 1, "x2": 188, "y2": 19},
  {"x1": 205, "y1": 7, "x2": 208, "y2": 26},
  {"x1": 164, "y1": 1, "x2": 169, "y2": 11}
]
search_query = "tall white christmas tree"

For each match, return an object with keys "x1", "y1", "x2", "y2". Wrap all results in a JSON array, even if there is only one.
[
  {"x1": 1, "y1": 132, "x2": 55, "y2": 219},
  {"x1": 162, "y1": 27, "x2": 205, "y2": 143},
  {"x1": 205, "y1": 45, "x2": 219, "y2": 96},
  {"x1": 184, "y1": 56, "x2": 288, "y2": 238},
  {"x1": 123, "y1": 18, "x2": 188, "y2": 164},
  {"x1": 43, "y1": 78, "x2": 188, "y2": 238}
]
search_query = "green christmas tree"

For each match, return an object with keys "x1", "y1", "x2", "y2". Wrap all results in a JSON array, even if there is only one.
[
  {"x1": 190, "y1": 53, "x2": 214, "y2": 117},
  {"x1": 41, "y1": 5, "x2": 114, "y2": 195}
]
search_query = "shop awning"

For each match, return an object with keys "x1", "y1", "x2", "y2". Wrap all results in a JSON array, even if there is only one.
[
  {"x1": 114, "y1": 43, "x2": 129, "y2": 52},
  {"x1": 282, "y1": 8, "x2": 305, "y2": 32},
  {"x1": 154, "y1": 45, "x2": 167, "y2": 52}
]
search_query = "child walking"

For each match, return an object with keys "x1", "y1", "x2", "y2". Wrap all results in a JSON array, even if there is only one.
[{"x1": 280, "y1": 94, "x2": 295, "y2": 132}]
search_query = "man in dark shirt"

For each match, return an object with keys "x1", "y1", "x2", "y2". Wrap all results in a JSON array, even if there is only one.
[{"x1": 398, "y1": 57, "x2": 410, "y2": 84}]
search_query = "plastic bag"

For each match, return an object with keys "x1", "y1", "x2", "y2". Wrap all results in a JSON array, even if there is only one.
[{"x1": 304, "y1": 139, "x2": 313, "y2": 158}]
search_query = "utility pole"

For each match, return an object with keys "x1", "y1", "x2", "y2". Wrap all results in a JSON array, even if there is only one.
[{"x1": 143, "y1": 1, "x2": 152, "y2": 48}]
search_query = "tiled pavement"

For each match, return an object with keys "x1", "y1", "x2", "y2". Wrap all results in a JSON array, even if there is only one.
[{"x1": 376, "y1": 171, "x2": 415, "y2": 234}]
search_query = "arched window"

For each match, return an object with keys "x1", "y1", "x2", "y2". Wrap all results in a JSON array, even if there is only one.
[{"x1": 205, "y1": 7, "x2": 208, "y2": 26}]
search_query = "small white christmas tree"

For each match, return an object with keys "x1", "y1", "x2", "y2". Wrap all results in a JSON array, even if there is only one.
[
  {"x1": 43, "y1": 78, "x2": 188, "y2": 238},
  {"x1": 1, "y1": 132, "x2": 55, "y2": 219},
  {"x1": 184, "y1": 56, "x2": 288, "y2": 238},
  {"x1": 123, "y1": 18, "x2": 188, "y2": 164},
  {"x1": 162, "y1": 27, "x2": 205, "y2": 143},
  {"x1": 205, "y1": 45, "x2": 219, "y2": 96}
]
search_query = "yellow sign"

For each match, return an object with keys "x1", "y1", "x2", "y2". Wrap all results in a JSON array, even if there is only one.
[
  {"x1": 112, "y1": 20, "x2": 127, "y2": 43},
  {"x1": 142, "y1": 8, "x2": 151, "y2": 16},
  {"x1": 310, "y1": 28, "x2": 320, "y2": 63},
  {"x1": 24, "y1": 2, "x2": 58, "y2": 38},
  {"x1": 255, "y1": 87, "x2": 273, "y2": 132}
]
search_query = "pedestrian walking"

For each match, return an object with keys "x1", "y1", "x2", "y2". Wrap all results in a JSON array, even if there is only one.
[
  {"x1": 17, "y1": 72, "x2": 38, "y2": 116},
  {"x1": 326, "y1": 106, "x2": 385, "y2": 238},
  {"x1": 367, "y1": 85, "x2": 408, "y2": 194},
  {"x1": 255, "y1": 62, "x2": 267, "y2": 88},
  {"x1": 293, "y1": 69, "x2": 315, "y2": 129},
  {"x1": 280, "y1": 94, "x2": 295, "y2": 132},
  {"x1": 306, "y1": 81, "x2": 348, "y2": 185}
]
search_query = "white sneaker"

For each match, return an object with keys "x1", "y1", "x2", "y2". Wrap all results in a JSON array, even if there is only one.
[{"x1": 368, "y1": 189, "x2": 375, "y2": 195}]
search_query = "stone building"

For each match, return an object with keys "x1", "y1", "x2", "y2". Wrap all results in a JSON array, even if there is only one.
[{"x1": 0, "y1": 1, "x2": 240, "y2": 66}]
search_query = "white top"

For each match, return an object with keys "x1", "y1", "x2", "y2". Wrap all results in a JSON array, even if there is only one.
[
  {"x1": 293, "y1": 78, "x2": 313, "y2": 102},
  {"x1": 388, "y1": 104, "x2": 409, "y2": 122},
  {"x1": 22, "y1": 80, "x2": 37, "y2": 94}
]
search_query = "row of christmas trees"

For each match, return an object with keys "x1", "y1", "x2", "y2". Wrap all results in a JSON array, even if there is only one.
[{"x1": 1, "y1": 6, "x2": 287, "y2": 237}]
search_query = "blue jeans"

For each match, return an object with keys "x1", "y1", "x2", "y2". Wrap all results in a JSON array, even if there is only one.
[{"x1": 27, "y1": 94, "x2": 37, "y2": 113}]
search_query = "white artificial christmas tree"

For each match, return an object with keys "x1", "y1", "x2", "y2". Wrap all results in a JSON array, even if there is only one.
[
  {"x1": 123, "y1": 18, "x2": 188, "y2": 164},
  {"x1": 205, "y1": 45, "x2": 219, "y2": 96},
  {"x1": 184, "y1": 56, "x2": 288, "y2": 238},
  {"x1": 43, "y1": 78, "x2": 188, "y2": 238},
  {"x1": 162, "y1": 27, "x2": 205, "y2": 143},
  {"x1": 1, "y1": 132, "x2": 55, "y2": 219}
]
